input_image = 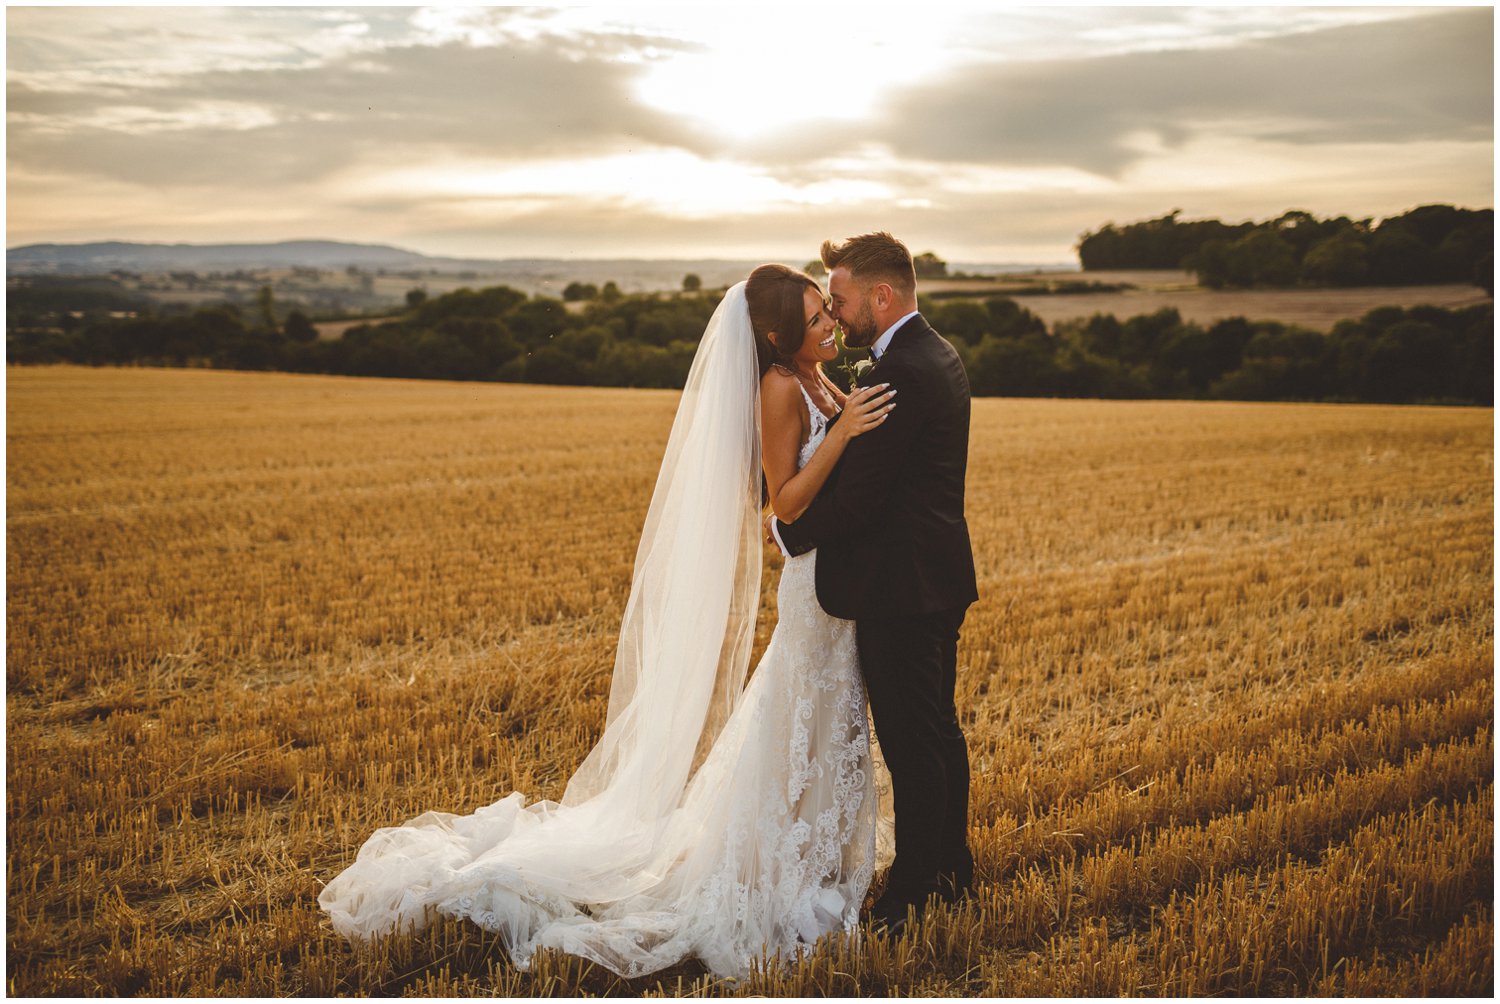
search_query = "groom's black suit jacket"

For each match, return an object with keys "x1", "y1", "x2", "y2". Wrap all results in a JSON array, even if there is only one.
[{"x1": 777, "y1": 313, "x2": 979, "y2": 620}]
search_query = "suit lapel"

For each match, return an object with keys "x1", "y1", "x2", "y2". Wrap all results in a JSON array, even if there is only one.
[{"x1": 859, "y1": 313, "x2": 930, "y2": 386}]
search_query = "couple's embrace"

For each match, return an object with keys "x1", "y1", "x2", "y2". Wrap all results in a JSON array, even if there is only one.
[{"x1": 319, "y1": 232, "x2": 980, "y2": 980}]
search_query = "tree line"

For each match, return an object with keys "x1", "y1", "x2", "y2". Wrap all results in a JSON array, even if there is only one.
[
  {"x1": 1078, "y1": 205, "x2": 1493, "y2": 293},
  {"x1": 8, "y1": 284, "x2": 716, "y2": 389},
  {"x1": 924, "y1": 297, "x2": 1491, "y2": 406},
  {"x1": 6, "y1": 282, "x2": 1491, "y2": 406}
]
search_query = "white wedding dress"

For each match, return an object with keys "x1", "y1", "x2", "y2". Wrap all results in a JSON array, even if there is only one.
[{"x1": 319, "y1": 285, "x2": 887, "y2": 980}]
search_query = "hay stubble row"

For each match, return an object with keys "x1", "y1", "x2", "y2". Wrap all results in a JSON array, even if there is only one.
[{"x1": 6, "y1": 365, "x2": 1492, "y2": 995}]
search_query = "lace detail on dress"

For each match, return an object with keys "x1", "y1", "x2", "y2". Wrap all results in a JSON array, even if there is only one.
[
  {"x1": 795, "y1": 379, "x2": 834, "y2": 471},
  {"x1": 317, "y1": 376, "x2": 884, "y2": 980}
]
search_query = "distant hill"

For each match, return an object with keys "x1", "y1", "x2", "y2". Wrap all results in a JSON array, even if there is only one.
[
  {"x1": 2, "y1": 239, "x2": 775, "y2": 293},
  {"x1": 5, "y1": 239, "x2": 1071, "y2": 289},
  {"x1": 6, "y1": 239, "x2": 499, "y2": 275}
]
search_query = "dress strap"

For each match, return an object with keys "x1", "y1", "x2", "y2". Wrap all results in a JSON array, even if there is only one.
[{"x1": 794, "y1": 379, "x2": 827, "y2": 430}]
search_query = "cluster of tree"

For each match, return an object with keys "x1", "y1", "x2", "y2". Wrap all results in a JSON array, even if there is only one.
[
  {"x1": 920, "y1": 297, "x2": 1491, "y2": 406},
  {"x1": 1078, "y1": 206, "x2": 1493, "y2": 292},
  {"x1": 8, "y1": 280, "x2": 1489, "y2": 406},
  {"x1": 6, "y1": 275, "x2": 150, "y2": 324},
  {"x1": 561, "y1": 281, "x2": 618, "y2": 302},
  {"x1": 8, "y1": 282, "x2": 717, "y2": 389}
]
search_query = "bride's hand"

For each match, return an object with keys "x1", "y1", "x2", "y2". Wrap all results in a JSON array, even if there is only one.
[{"x1": 836, "y1": 383, "x2": 897, "y2": 441}]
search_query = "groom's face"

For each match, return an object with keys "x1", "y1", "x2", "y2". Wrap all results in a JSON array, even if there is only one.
[{"x1": 828, "y1": 267, "x2": 878, "y2": 348}]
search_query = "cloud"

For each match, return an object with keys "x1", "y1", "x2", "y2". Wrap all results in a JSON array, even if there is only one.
[
  {"x1": 4, "y1": 6, "x2": 405, "y2": 89},
  {"x1": 739, "y1": 8, "x2": 1492, "y2": 178},
  {"x1": 5, "y1": 6, "x2": 1491, "y2": 260},
  {"x1": 376, "y1": 135, "x2": 1492, "y2": 263},
  {"x1": 7, "y1": 30, "x2": 705, "y2": 188}
]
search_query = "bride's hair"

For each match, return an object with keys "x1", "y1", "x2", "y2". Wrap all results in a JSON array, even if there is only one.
[{"x1": 745, "y1": 263, "x2": 821, "y2": 377}]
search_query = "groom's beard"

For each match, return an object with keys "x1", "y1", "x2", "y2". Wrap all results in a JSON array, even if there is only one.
[{"x1": 840, "y1": 302, "x2": 879, "y2": 348}]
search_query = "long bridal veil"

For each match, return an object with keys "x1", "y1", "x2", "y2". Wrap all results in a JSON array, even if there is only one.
[
  {"x1": 319, "y1": 282, "x2": 768, "y2": 970},
  {"x1": 562, "y1": 280, "x2": 762, "y2": 813}
]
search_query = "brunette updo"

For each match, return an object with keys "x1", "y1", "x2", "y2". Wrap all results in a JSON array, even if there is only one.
[{"x1": 745, "y1": 263, "x2": 822, "y2": 377}]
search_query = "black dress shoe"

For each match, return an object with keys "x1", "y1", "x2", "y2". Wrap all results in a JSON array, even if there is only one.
[{"x1": 867, "y1": 904, "x2": 909, "y2": 938}]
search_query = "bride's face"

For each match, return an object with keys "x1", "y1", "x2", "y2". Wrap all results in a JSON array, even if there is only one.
[{"x1": 787, "y1": 286, "x2": 839, "y2": 367}]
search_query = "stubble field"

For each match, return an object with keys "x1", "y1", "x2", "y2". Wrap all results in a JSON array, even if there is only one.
[{"x1": 6, "y1": 364, "x2": 1493, "y2": 996}]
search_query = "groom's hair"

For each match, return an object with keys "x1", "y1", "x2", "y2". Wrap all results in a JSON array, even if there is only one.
[{"x1": 820, "y1": 231, "x2": 916, "y2": 298}]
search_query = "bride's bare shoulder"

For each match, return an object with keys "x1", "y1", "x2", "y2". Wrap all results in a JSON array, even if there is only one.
[
  {"x1": 759, "y1": 367, "x2": 806, "y2": 442},
  {"x1": 760, "y1": 364, "x2": 800, "y2": 403}
]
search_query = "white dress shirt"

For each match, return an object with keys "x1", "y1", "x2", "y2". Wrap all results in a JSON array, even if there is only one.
[
  {"x1": 769, "y1": 309, "x2": 919, "y2": 556},
  {"x1": 870, "y1": 309, "x2": 918, "y2": 360}
]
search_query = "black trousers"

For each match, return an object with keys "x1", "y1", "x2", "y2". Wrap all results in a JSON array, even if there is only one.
[{"x1": 857, "y1": 604, "x2": 973, "y2": 903}]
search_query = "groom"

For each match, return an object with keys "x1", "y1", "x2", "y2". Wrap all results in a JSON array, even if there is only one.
[{"x1": 769, "y1": 231, "x2": 979, "y2": 934}]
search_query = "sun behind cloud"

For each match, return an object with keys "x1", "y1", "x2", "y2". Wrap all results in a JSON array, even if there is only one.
[{"x1": 4, "y1": 5, "x2": 1491, "y2": 261}]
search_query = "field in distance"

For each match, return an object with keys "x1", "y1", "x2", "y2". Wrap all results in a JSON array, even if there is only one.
[
  {"x1": 921, "y1": 270, "x2": 1492, "y2": 332},
  {"x1": 325, "y1": 272, "x2": 1492, "y2": 338},
  {"x1": 6, "y1": 365, "x2": 1492, "y2": 996}
]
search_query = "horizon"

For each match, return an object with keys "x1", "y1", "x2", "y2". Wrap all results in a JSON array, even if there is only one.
[
  {"x1": 7, "y1": 197, "x2": 1492, "y2": 265},
  {"x1": 7, "y1": 5, "x2": 1493, "y2": 262},
  {"x1": 3, "y1": 234, "x2": 1081, "y2": 270},
  {"x1": 4, "y1": 233, "x2": 1072, "y2": 263}
]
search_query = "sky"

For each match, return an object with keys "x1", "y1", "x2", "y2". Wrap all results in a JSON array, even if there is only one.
[{"x1": 5, "y1": 3, "x2": 1494, "y2": 264}]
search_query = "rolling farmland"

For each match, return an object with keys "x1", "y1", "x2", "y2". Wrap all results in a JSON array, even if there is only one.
[
  {"x1": 922, "y1": 271, "x2": 1492, "y2": 332},
  {"x1": 6, "y1": 364, "x2": 1492, "y2": 996}
]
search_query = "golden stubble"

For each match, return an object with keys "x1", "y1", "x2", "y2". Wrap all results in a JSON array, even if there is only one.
[{"x1": 7, "y1": 364, "x2": 1492, "y2": 996}]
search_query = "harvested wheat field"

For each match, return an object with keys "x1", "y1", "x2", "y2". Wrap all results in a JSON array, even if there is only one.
[{"x1": 6, "y1": 364, "x2": 1493, "y2": 996}]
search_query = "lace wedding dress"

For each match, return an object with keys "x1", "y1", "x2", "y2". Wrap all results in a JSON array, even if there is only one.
[{"x1": 319, "y1": 285, "x2": 888, "y2": 980}]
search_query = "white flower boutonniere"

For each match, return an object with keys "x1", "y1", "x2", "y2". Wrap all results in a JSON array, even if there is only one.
[{"x1": 840, "y1": 355, "x2": 875, "y2": 387}]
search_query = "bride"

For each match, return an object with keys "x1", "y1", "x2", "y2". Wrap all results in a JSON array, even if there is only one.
[{"x1": 318, "y1": 265, "x2": 898, "y2": 979}]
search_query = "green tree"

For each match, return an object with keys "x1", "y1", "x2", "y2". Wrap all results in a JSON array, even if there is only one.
[
  {"x1": 913, "y1": 252, "x2": 948, "y2": 279},
  {"x1": 563, "y1": 281, "x2": 598, "y2": 302},
  {"x1": 414, "y1": 285, "x2": 525, "y2": 325},
  {"x1": 284, "y1": 309, "x2": 318, "y2": 343},
  {"x1": 1368, "y1": 229, "x2": 1436, "y2": 285},
  {"x1": 986, "y1": 297, "x2": 1047, "y2": 339},
  {"x1": 1364, "y1": 319, "x2": 1452, "y2": 402},
  {"x1": 1215, "y1": 231, "x2": 1298, "y2": 287},
  {"x1": 405, "y1": 288, "x2": 428, "y2": 310},
  {"x1": 927, "y1": 300, "x2": 990, "y2": 345},
  {"x1": 525, "y1": 346, "x2": 586, "y2": 385},
  {"x1": 1183, "y1": 239, "x2": 1232, "y2": 288},
  {"x1": 682, "y1": 273, "x2": 702, "y2": 293},
  {"x1": 256, "y1": 285, "x2": 276, "y2": 331},
  {"x1": 1301, "y1": 235, "x2": 1370, "y2": 286},
  {"x1": 556, "y1": 324, "x2": 610, "y2": 362},
  {"x1": 506, "y1": 297, "x2": 570, "y2": 350},
  {"x1": 967, "y1": 333, "x2": 1063, "y2": 396},
  {"x1": 1118, "y1": 307, "x2": 1184, "y2": 364},
  {"x1": 600, "y1": 281, "x2": 622, "y2": 304},
  {"x1": 635, "y1": 306, "x2": 702, "y2": 347}
]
